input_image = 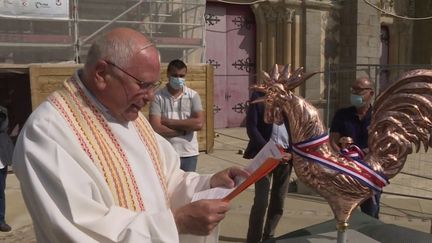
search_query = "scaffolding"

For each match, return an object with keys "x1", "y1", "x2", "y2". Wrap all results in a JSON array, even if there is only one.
[{"x1": 0, "y1": 0, "x2": 206, "y2": 64}]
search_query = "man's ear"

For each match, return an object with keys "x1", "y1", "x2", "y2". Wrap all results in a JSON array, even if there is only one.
[{"x1": 94, "y1": 60, "x2": 109, "y2": 90}]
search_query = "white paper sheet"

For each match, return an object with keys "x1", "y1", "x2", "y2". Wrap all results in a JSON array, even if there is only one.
[{"x1": 192, "y1": 140, "x2": 283, "y2": 202}]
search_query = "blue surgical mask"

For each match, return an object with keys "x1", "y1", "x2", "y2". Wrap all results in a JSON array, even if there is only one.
[
  {"x1": 350, "y1": 94, "x2": 365, "y2": 108},
  {"x1": 169, "y1": 77, "x2": 185, "y2": 90}
]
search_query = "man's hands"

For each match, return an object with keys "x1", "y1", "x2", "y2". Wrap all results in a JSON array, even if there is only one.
[
  {"x1": 161, "y1": 117, "x2": 174, "y2": 128},
  {"x1": 209, "y1": 166, "x2": 250, "y2": 189},
  {"x1": 280, "y1": 153, "x2": 292, "y2": 164},
  {"x1": 173, "y1": 167, "x2": 248, "y2": 235},
  {"x1": 173, "y1": 199, "x2": 230, "y2": 235},
  {"x1": 161, "y1": 112, "x2": 203, "y2": 132}
]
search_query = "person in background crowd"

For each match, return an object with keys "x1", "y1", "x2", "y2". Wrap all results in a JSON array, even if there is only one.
[
  {"x1": 0, "y1": 105, "x2": 14, "y2": 232},
  {"x1": 244, "y1": 90, "x2": 293, "y2": 242},
  {"x1": 329, "y1": 76, "x2": 381, "y2": 219},
  {"x1": 149, "y1": 59, "x2": 203, "y2": 172}
]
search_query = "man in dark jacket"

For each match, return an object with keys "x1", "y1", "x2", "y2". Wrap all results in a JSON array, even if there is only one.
[
  {"x1": 0, "y1": 106, "x2": 13, "y2": 232},
  {"x1": 244, "y1": 91, "x2": 292, "y2": 242},
  {"x1": 330, "y1": 77, "x2": 381, "y2": 218}
]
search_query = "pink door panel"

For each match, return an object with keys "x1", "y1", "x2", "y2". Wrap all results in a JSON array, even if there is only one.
[
  {"x1": 226, "y1": 7, "x2": 255, "y2": 127},
  {"x1": 206, "y1": 3, "x2": 256, "y2": 128},
  {"x1": 205, "y1": 4, "x2": 228, "y2": 128}
]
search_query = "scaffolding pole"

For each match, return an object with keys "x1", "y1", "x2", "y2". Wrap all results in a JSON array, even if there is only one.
[{"x1": 73, "y1": 0, "x2": 80, "y2": 63}]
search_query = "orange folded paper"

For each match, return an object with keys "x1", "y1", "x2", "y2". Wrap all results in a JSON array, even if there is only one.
[{"x1": 223, "y1": 158, "x2": 281, "y2": 202}]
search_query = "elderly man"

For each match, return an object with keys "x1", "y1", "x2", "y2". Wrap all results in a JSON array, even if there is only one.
[
  {"x1": 13, "y1": 28, "x2": 248, "y2": 242},
  {"x1": 329, "y1": 76, "x2": 381, "y2": 218}
]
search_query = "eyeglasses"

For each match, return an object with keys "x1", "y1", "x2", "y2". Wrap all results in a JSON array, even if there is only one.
[
  {"x1": 105, "y1": 60, "x2": 161, "y2": 90},
  {"x1": 350, "y1": 87, "x2": 372, "y2": 94}
]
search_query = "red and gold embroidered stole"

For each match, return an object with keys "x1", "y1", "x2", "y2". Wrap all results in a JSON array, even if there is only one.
[{"x1": 48, "y1": 76, "x2": 169, "y2": 211}]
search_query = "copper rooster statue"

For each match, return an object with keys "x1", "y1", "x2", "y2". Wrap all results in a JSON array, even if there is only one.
[{"x1": 252, "y1": 64, "x2": 432, "y2": 237}]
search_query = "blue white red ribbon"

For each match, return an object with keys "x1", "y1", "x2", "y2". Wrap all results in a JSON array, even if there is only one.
[
  {"x1": 292, "y1": 134, "x2": 389, "y2": 192},
  {"x1": 340, "y1": 144, "x2": 365, "y2": 160}
]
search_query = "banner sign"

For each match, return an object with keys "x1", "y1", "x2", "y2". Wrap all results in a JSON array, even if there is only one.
[{"x1": 0, "y1": 0, "x2": 69, "y2": 19}]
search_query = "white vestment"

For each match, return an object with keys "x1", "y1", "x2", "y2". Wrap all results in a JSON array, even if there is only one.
[{"x1": 13, "y1": 72, "x2": 217, "y2": 243}]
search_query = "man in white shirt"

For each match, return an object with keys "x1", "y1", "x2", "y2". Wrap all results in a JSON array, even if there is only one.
[
  {"x1": 150, "y1": 60, "x2": 203, "y2": 172},
  {"x1": 13, "y1": 27, "x2": 248, "y2": 243}
]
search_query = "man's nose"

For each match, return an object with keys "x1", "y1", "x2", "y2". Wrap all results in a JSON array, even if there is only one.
[{"x1": 143, "y1": 91, "x2": 155, "y2": 102}]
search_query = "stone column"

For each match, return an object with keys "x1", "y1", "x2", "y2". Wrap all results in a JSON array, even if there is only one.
[
  {"x1": 253, "y1": 2, "x2": 300, "y2": 74},
  {"x1": 252, "y1": 5, "x2": 267, "y2": 80},
  {"x1": 262, "y1": 4, "x2": 278, "y2": 71},
  {"x1": 280, "y1": 8, "x2": 296, "y2": 65}
]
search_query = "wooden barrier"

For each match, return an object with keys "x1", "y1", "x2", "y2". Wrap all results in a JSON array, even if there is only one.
[{"x1": 28, "y1": 63, "x2": 214, "y2": 153}]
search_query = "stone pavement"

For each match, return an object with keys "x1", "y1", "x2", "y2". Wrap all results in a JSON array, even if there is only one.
[{"x1": 1, "y1": 127, "x2": 432, "y2": 242}]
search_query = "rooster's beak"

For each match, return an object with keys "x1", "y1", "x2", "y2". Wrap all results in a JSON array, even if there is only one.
[
  {"x1": 249, "y1": 85, "x2": 267, "y2": 93},
  {"x1": 250, "y1": 97, "x2": 266, "y2": 104}
]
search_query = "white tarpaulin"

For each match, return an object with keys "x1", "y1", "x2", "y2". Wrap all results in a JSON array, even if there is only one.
[{"x1": 0, "y1": 0, "x2": 69, "y2": 19}]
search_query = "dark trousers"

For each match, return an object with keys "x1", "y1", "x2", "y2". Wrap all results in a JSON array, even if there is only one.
[
  {"x1": 360, "y1": 192, "x2": 381, "y2": 219},
  {"x1": 247, "y1": 163, "x2": 292, "y2": 243},
  {"x1": 180, "y1": 155, "x2": 198, "y2": 172},
  {"x1": 0, "y1": 166, "x2": 7, "y2": 223}
]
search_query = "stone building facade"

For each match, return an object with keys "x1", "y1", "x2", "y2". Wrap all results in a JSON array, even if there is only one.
[{"x1": 219, "y1": 0, "x2": 432, "y2": 123}]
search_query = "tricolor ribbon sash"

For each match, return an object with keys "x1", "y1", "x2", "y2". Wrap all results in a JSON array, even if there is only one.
[
  {"x1": 292, "y1": 134, "x2": 389, "y2": 192},
  {"x1": 340, "y1": 144, "x2": 365, "y2": 160}
]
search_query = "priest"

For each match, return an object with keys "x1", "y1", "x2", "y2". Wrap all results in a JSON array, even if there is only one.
[{"x1": 13, "y1": 27, "x2": 248, "y2": 243}]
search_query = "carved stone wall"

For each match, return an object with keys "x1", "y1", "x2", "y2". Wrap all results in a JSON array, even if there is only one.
[
  {"x1": 252, "y1": 2, "x2": 299, "y2": 75},
  {"x1": 304, "y1": 7, "x2": 340, "y2": 102},
  {"x1": 340, "y1": 0, "x2": 381, "y2": 66},
  {"x1": 380, "y1": 0, "x2": 414, "y2": 84},
  {"x1": 412, "y1": 0, "x2": 432, "y2": 64},
  {"x1": 252, "y1": 0, "x2": 340, "y2": 120}
]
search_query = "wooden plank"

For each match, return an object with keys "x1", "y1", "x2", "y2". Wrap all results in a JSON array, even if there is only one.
[{"x1": 29, "y1": 64, "x2": 81, "y2": 110}]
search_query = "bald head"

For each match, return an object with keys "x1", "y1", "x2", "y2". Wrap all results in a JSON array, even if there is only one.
[
  {"x1": 352, "y1": 77, "x2": 374, "y2": 91},
  {"x1": 85, "y1": 27, "x2": 157, "y2": 70}
]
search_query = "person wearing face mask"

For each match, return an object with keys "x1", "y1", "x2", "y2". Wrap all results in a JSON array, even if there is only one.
[
  {"x1": 150, "y1": 59, "x2": 204, "y2": 172},
  {"x1": 329, "y1": 76, "x2": 381, "y2": 219}
]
